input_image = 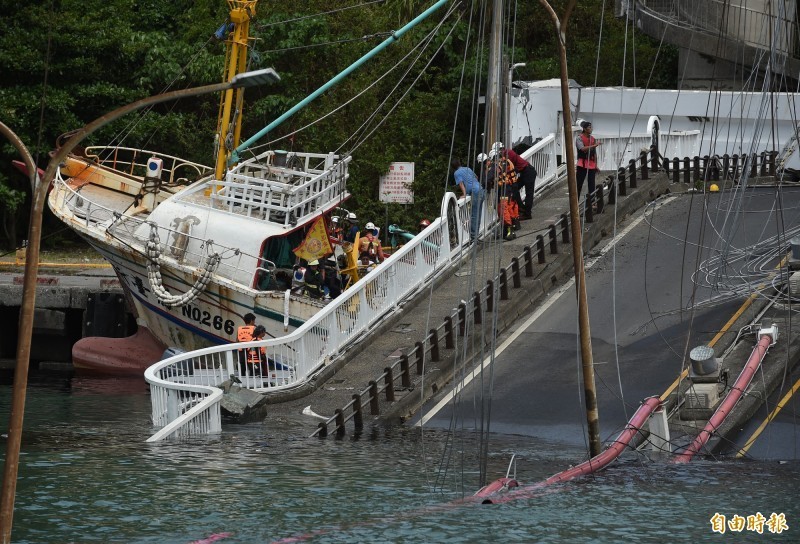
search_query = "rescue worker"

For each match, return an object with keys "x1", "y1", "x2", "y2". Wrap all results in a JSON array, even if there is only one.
[
  {"x1": 487, "y1": 149, "x2": 519, "y2": 240},
  {"x1": 329, "y1": 216, "x2": 343, "y2": 244},
  {"x1": 418, "y1": 218, "x2": 431, "y2": 233},
  {"x1": 343, "y1": 212, "x2": 359, "y2": 243},
  {"x1": 245, "y1": 324, "x2": 267, "y2": 375},
  {"x1": 576, "y1": 120, "x2": 602, "y2": 210},
  {"x1": 492, "y1": 142, "x2": 537, "y2": 219},
  {"x1": 304, "y1": 259, "x2": 325, "y2": 299},
  {"x1": 237, "y1": 312, "x2": 256, "y2": 375},
  {"x1": 359, "y1": 222, "x2": 386, "y2": 264}
]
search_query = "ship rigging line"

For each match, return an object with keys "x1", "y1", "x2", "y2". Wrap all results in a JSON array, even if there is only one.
[
  {"x1": 241, "y1": 5, "x2": 459, "y2": 157},
  {"x1": 255, "y1": 0, "x2": 388, "y2": 29},
  {"x1": 339, "y1": 4, "x2": 464, "y2": 156}
]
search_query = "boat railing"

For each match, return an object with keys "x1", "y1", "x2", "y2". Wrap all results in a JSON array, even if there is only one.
[
  {"x1": 145, "y1": 192, "x2": 475, "y2": 440},
  {"x1": 213, "y1": 151, "x2": 351, "y2": 227},
  {"x1": 50, "y1": 173, "x2": 263, "y2": 280},
  {"x1": 83, "y1": 145, "x2": 213, "y2": 185}
]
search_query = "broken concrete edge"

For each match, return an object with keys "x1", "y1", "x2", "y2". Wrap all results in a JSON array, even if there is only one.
[{"x1": 381, "y1": 175, "x2": 673, "y2": 426}]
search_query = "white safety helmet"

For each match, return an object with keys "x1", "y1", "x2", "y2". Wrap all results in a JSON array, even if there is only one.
[
  {"x1": 488, "y1": 149, "x2": 498, "y2": 160},
  {"x1": 365, "y1": 222, "x2": 376, "y2": 231},
  {"x1": 476, "y1": 152, "x2": 488, "y2": 163},
  {"x1": 347, "y1": 212, "x2": 357, "y2": 221},
  {"x1": 491, "y1": 141, "x2": 504, "y2": 154},
  {"x1": 308, "y1": 259, "x2": 319, "y2": 266},
  {"x1": 331, "y1": 216, "x2": 340, "y2": 223}
]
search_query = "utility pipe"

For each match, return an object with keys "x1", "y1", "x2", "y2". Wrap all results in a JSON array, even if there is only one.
[
  {"x1": 477, "y1": 396, "x2": 661, "y2": 503},
  {"x1": 672, "y1": 327, "x2": 776, "y2": 464}
]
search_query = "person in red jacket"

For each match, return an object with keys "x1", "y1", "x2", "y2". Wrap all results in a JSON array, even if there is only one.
[
  {"x1": 492, "y1": 142, "x2": 537, "y2": 220},
  {"x1": 576, "y1": 121, "x2": 602, "y2": 210}
]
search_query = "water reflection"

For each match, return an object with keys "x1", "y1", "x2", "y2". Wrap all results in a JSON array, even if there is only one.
[{"x1": 0, "y1": 376, "x2": 798, "y2": 543}]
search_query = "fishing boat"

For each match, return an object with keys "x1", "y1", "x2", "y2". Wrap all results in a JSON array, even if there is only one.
[{"x1": 47, "y1": 0, "x2": 444, "y2": 374}]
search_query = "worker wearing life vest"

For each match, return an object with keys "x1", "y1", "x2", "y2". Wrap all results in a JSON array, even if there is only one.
[
  {"x1": 576, "y1": 121, "x2": 602, "y2": 208},
  {"x1": 358, "y1": 222, "x2": 385, "y2": 264},
  {"x1": 237, "y1": 312, "x2": 256, "y2": 375},
  {"x1": 245, "y1": 324, "x2": 267, "y2": 374}
]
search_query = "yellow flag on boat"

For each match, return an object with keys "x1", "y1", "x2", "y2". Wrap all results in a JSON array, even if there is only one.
[{"x1": 293, "y1": 216, "x2": 333, "y2": 262}]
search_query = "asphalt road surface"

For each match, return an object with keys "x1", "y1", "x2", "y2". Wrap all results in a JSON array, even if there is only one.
[{"x1": 418, "y1": 187, "x2": 800, "y2": 458}]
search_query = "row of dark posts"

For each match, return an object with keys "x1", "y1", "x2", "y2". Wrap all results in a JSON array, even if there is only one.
[{"x1": 312, "y1": 145, "x2": 779, "y2": 438}]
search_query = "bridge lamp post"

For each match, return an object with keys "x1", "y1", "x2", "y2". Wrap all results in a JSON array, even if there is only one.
[{"x1": 0, "y1": 68, "x2": 280, "y2": 543}]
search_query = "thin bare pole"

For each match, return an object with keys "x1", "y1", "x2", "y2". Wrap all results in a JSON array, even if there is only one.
[
  {"x1": 537, "y1": 0, "x2": 601, "y2": 457},
  {"x1": 0, "y1": 71, "x2": 278, "y2": 543}
]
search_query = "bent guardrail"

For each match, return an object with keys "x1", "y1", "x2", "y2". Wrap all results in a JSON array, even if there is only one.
[{"x1": 143, "y1": 140, "x2": 573, "y2": 441}]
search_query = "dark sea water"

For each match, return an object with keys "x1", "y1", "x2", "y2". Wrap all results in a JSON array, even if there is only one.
[{"x1": 1, "y1": 375, "x2": 798, "y2": 543}]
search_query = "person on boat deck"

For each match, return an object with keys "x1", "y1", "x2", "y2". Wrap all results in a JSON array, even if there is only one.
[
  {"x1": 359, "y1": 222, "x2": 386, "y2": 264},
  {"x1": 237, "y1": 312, "x2": 256, "y2": 375},
  {"x1": 329, "y1": 216, "x2": 343, "y2": 244},
  {"x1": 245, "y1": 325, "x2": 268, "y2": 374},
  {"x1": 576, "y1": 120, "x2": 602, "y2": 210},
  {"x1": 343, "y1": 212, "x2": 359, "y2": 243},
  {"x1": 492, "y1": 141, "x2": 537, "y2": 220},
  {"x1": 451, "y1": 157, "x2": 485, "y2": 242},
  {"x1": 304, "y1": 260, "x2": 325, "y2": 299}
]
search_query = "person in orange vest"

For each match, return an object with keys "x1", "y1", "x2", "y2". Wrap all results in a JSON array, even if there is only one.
[
  {"x1": 236, "y1": 312, "x2": 256, "y2": 375},
  {"x1": 245, "y1": 324, "x2": 268, "y2": 375},
  {"x1": 576, "y1": 120, "x2": 602, "y2": 210},
  {"x1": 359, "y1": 222, "x2": 386, "y2": 264}
]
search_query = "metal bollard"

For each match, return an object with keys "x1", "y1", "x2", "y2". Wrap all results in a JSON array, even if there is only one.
[
  {"x1": 560, "y1": 214, "x2": 570, "y2": 243},
  {"x1": 317, "y1": 421, "x2": 328, "y2": 438},
  {"x1": 524, "y1": 246, "x2": 534, "y2": 276},
  {"x1": 618, "y1": 167, "x2": 627, "y2": 196},
  {"x1": 458, "y1": 303, "x2": 466, "y2": 335},
  {"x1": 352, "y1": 394, "x2": 364, "y2": 431},
  {"x1": 640, "y1": 150, "x2": 649, "y2": 180},
  {"x1": 400, "y1": 354, "x2": 411, "y2": 388},
  {"x1": 683, "y1": 157, "x2": 690, "y2": 185},
  {"x1": 335, "y1": 409, "x2": 346, "y2": 437},
  {"x1": 473, "y1": 291, "x2": 482, "y2": 324},
  {"x1": 369, "y1": 380, "x2": 380, "y2": 415},
  {"x1": 384, "y1": 368, "x2": 395, "y2": 401},
  {"x1": 429, "y1": 328, "x2": 440, "y2": 362},
  {"x1": 511, "y1": 258, "x2": 521, "y2": 288},
  {"x1": 607, "y1": 175, "x2": 616, "y2": 205},
  {"x1": 486, "y1": 279, "x2": 494, "y2": 312},
  {"x1": 499, "y1": 269, "x2": 509, "y2": 300},
  {"x1": 415, "y1": 341, "x2": 424, "y2": 374},
  {"x1": 536, "y1": 235, "x2": 546, "y2": 264},
  {"x1": 548, "y1": 224, "x2": 558, "y2": 254},
  {"x1": 628, "y1": 159, "x2": 637, "y2": 188},
  {"x1": 444, "y1": 315, "x2": 454, "y2": 348}
]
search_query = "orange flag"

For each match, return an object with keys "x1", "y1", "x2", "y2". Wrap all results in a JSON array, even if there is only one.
[{"x1": 293, "y1": 216, "x2": 334, "y2": 262}]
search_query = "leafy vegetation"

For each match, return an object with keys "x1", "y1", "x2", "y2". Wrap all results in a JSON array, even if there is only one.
[{"x1": 0, "y1": 0, "x2": 676, "y2": 250}]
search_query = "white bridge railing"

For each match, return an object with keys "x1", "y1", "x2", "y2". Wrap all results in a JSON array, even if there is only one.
[{"x1": 144, "y1": 139, "x2": 568, "y2": 441}]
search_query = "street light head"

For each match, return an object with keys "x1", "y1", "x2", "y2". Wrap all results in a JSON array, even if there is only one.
[{"x1": 231, "y1": 68, "x2": 281, "y2": 89}]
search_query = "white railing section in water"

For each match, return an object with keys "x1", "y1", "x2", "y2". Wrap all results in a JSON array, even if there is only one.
[{"x1": 145, "y1": 192, "x2": 477, "y2": 440}]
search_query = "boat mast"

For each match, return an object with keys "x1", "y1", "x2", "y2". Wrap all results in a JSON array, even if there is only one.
[{"x1": 215, "y1": 0, "x2": 258, "y2": 181}]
